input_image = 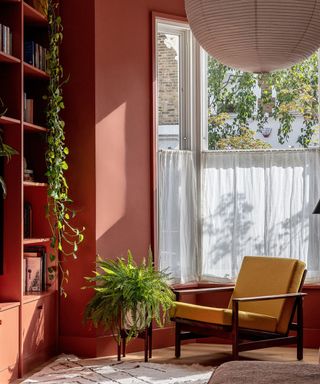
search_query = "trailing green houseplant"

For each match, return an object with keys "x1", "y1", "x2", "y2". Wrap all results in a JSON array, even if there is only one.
[
  {"x1": 45, "y1": 0, "x2": 84, "y2": 295},
  {"x1": 83, "y1": 249, "x2": 175, "y2": 343}
]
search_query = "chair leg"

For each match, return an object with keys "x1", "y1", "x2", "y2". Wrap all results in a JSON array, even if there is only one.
[
  {"x1": 297, "y1": 295, "x2": 304, "y2": 360},
  {"x1": 232, "y1": 341, "x2": 239, "y2": 360},
  {"x1": 232, "y1": 300, "x2": 239, "y2": 360},
  {"x1": 175, "y1": 323, "x2": 181, "y2": 358}
]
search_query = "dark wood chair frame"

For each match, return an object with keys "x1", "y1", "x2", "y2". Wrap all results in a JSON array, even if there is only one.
[{"x1": 172, "y1": 270, "x2": 307, "y2": 360}]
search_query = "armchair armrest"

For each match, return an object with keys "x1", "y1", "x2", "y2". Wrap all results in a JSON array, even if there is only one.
[
  {"x1": 173, "y1": 286, "x2": 234, "y2": 300},
  {"x1": 232, "y1": 292, "x2": 307, "y2": 303}
]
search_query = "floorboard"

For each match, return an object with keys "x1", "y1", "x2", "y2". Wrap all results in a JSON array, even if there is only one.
[
  {"x1": 124, "y1": 343, "x2": 319, "y2": 367},
  {"x1": 16, "y1": 343, "x2": 319, "y2": 382}
]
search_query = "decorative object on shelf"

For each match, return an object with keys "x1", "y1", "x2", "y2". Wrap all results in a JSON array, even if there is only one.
[
  {"x1": 0, "y1": 98, "x2": 18, "y2": 198},
  {"x1": 184, "y1": 0, "x2": 320, "y2": 73},
  {"x1": 83, "y1": 249, "x2": 175, "y2": 351},
  {"x1": 24, "y1": 253, "x2": 42, "y2": 292},
  {"x1": 24, "y1": 245, "x2": 55, "y2": 291},
  {"x1": 45, "y1": 0, "x2": 84, "y2": 297},
  {"x1": 23, "y1": 157, "x2": 34, "y2": 181}
]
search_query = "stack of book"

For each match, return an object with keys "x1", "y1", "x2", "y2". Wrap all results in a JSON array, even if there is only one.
[
  {"x1": 24, "y1": 40, "x2": 47, "y2": 72},
  {"x1": 0, "y1": 24, "x2": 13, "y2": 55}
]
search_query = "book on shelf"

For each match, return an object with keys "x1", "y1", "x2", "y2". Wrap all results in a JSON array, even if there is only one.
[
  {"x1": 24, "y1": 93, "x2": 34, "y2": 124},
  {"x1": 24, "y1": 40, "x2": 47, "y2": 72},
  {"x1": 24, "y1": 202, "x2": 32, "y2": 238},
  {"x1": 0, "y1": 23, "x2": 13, "y2": 55},
  {"x1": 24, "y1": 246, "x2": 47, "y2": 293}
]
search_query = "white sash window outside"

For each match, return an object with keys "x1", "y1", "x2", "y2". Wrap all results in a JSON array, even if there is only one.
[{"x1": 155, "y1": 17, "x2": 320, "y2": 284}]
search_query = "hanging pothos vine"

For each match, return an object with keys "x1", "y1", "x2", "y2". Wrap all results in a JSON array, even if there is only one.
[{"x1": 45, "y1": 0, "x2": 84, "y2": 296}]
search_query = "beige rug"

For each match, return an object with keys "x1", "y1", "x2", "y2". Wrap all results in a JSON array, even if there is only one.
[{"x1": 22, "y1": 355, "x2": 214, "y2": 383}]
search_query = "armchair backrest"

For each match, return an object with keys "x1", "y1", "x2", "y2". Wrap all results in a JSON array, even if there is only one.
[{"x1": 228, "y1": 256, "x2": 306, "y2": 333}]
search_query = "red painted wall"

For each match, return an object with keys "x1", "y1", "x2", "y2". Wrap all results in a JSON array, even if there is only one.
[
  {"x1": 59, "y1": 0, "x2": 320, "y2": 357},
  {"x1": 59, "y1": 0, "x2": 186, "y2": 357},
  {"x1": 59, "y1": 0, "x2": 97, "y2": 355}
]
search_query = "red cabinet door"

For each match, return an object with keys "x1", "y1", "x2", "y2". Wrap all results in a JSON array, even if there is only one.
[{"x1": 0, "y1": 306, "x2": 19, "y2": 379}]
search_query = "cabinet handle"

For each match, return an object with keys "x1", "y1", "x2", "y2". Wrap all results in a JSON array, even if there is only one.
[{"x1": 37, "y1": 305, "x2": 43, "y2": 310}]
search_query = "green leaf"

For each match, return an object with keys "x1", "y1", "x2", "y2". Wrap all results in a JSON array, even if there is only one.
[{"x1": 61, "y1": 161, "x2": 68, "y2": 170}]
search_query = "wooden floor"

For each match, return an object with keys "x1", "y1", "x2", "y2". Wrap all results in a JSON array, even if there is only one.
[
  {"x1": 123, "y1": 343, "x2": 319, "y2": 367},
  {"x1": 16, "y1": 343, "x2": 319, "y2": 382}
]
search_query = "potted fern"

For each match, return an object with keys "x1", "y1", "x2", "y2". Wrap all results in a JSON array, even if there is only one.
[{"x1": 83, "y1": 249, "x2": 175, "y2": 350}]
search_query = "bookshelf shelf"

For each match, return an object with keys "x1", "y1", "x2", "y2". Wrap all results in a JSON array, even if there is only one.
[
  {"x1": 0, "y1": 51, "x2": 20, "y2": 64},
  {"x1": 23, "y1": 290, "x2": 55, "y2": 304},
  {"x1": 23, "y1": 1, "x2": 47, "y2": 25},
  {"x1": 0, "y1": 302, "x2": 20, "y2": 311},
  {"x1": 23, "y1": 238, "x2": 50, "y2": 245},
  {"x1": 23, "y1": 181, "x2": 47, "y2": 187},
  {"x1": 0, "y1": 115, "x2": 20, "y2": 126},
  {"x1": 23, "y1": 62, "x2": 49, "y2": 79},
  {"x1": 23, "y1": 121, "x2": 47, "y2": 132}
]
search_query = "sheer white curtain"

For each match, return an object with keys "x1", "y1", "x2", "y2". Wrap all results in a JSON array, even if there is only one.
[
  {"x1": 201, "y1": 149, "x2": 320, "y2": 283},
  {"x1": 158, "y1": 150, "x2": 198, "y2": 283}
]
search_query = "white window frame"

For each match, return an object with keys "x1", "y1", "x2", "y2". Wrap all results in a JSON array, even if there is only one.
[{"x1": 156, "y1": 19, "x2": 199, "y2": 151}]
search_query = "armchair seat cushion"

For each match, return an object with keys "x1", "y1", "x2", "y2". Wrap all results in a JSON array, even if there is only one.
[{"x1": 171, "y1": 302, "x2": 278, "y2": 333}]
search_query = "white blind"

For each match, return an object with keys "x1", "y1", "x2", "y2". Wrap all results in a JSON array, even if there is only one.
[
  {"x1": 158, "y1": 150, "x2": 198, "y2": 283},
  {"x1": 201, "y1": 149, "x2": 320, "y2": 283}
]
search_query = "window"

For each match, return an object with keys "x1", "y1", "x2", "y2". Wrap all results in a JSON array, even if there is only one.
[
  {"x1": 204, "y1": 53, "x2": 319, "y2": 150},
  {"x1": 155, "y1": 17, "x2": 320, "y2": 284},
  {"x1": 156, "y1": 21, "x2": 193, "y2": 151}
]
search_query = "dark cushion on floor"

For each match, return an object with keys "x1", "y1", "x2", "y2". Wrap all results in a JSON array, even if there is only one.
[{"x1": 208, "y1": 361, "x2": 320, "y2": 384}]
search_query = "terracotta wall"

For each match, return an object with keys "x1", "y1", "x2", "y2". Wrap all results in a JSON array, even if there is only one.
[
  {"x1": 59, "y1": 0, "x2": 185, "y2": 357},
  {"x1": 59, "y1": 0, "x2": 96, "y2": 355},
  {"x1": 59, "y1": 0, "x2": 320, "y2": 357}
]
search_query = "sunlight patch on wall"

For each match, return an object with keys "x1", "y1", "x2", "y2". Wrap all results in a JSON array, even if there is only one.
[{"x1": 96, "y1": 102, "x2": 127, "y2": 239}]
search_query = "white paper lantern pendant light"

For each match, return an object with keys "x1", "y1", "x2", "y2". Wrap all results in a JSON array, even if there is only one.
[{"x1": 185, "y1": 0, "x2": 320, "y2": 73}]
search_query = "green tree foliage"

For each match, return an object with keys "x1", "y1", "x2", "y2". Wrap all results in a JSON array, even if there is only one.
[
  {"x1": 216, "y1": 128, "x2": 271, "y2": 150},
  {"x1": 208, "y1": 53, "x2": 319, "y2": 149}
]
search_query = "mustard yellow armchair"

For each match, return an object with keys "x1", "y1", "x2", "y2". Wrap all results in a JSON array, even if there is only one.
[{"x1": 171, "y1": 256, "x2": 307, "y2": 360}]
